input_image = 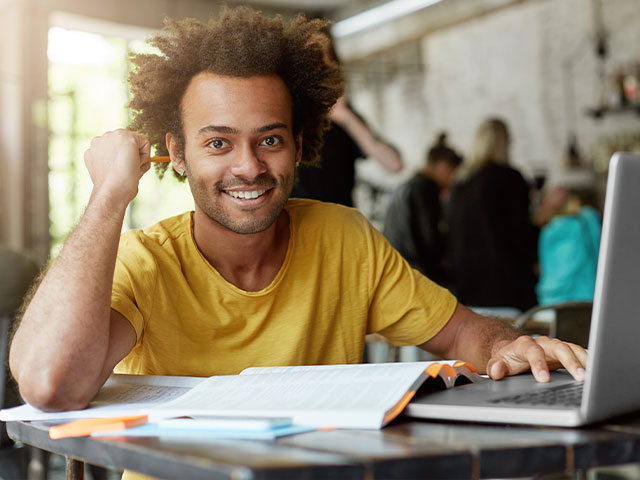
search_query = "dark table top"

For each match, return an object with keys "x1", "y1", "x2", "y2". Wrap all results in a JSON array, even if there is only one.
[{"x1": 9, "y1": 412, "x2": 640, "y2": 479}]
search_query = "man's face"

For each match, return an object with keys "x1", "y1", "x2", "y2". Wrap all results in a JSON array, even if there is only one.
[{"x1": 174, "y1": 72, "x2": 300, "y2": 235}]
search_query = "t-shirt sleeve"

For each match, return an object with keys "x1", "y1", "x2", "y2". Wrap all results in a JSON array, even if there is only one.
[
  {"x1": 365, "y1": 223, "x2": 458, "y2": 346},
  {"x1": 111, "y1": 232, "x2": 157, "y2": 341}
]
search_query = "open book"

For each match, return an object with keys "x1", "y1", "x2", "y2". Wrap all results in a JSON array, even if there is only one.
[{"x1": 0, "y1": 361, "x2": 482, "y2": 429}]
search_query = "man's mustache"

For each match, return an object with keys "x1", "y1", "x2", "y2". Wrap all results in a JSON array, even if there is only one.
[{"x1": 216, "y1": 174, "x2": 279, "y2": 190}]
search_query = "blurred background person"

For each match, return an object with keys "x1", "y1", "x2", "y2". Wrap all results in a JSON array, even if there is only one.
[
  {"x1": 446, "y1": 118, "x2": 538, "y2": 312},
  {"x1": 383, "y1": 132, "x2": 462, "y2": 285},
  {"x1": 291, "y1": 29, "x2": 402, "y2": 207},
  {"x1": 536, "y1": 186, "x2": 602, "y2": 305}
]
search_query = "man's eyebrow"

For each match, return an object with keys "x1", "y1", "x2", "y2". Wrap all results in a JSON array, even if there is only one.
[
  {"x1": 197, "y1": 123, "x2": 288, "y2": 136},
  {"x1": 198, "y1": 125, "x2": 239, "y2": 135},
  {"x1": 255, "y1": 122, "x2": 288, "y2": 133}
]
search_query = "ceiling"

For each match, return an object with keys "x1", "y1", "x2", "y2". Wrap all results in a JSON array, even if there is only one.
[
  {"x1": 231, "y1": 0, "x2": 521, "y2": 61},
  {"x1": 238, "y1": 0, "x2": 365, "y2": 8},
  {"x1": 228, "y1": 0, "x2": 390, "y2": 21}
]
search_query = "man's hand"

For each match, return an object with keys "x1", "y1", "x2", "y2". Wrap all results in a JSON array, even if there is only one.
[
  {"x1": 84, "y1": 129, "x2": 151, "y2": 208},
  {"x1": 422, "y1": 304, "x2": 588, "y2": 382},
  {"x1": 487, "y1": 335, "x2": 587, "y2": 382}
]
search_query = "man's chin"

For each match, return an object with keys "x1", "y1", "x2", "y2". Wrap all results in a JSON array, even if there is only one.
[
  {"x1": 224, "y1": 220, "x2": 276, "y2": 235},
  {"x1": 203, "y1": 208, "x2": 282, "y2": 235}
]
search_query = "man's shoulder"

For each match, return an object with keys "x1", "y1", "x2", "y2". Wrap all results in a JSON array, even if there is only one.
[
  {"x1": 120, "y1": 212, "x2": 192, "y2": 250},
  {"x1": 287, "y1": 198, "x2": 367, "y2": 226}
]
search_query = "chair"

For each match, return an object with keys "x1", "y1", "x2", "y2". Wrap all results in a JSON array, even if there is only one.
[
  {"x1": 0, "y1": 314, "x2": 9, "y2": 407},
  {"x1": 514, "y1": 301, "x2": 593, "y2": 348},
  {"x1": 1, "y1": 313, "x2": 31, "y2": 479}
]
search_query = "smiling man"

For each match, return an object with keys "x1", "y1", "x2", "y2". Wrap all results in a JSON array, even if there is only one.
[{"x1": 10, "y1": 7, "x2": 586, "y2": 426}]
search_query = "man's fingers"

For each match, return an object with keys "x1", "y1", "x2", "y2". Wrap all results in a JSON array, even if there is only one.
[
  {"x1": 568, "y1": 343, "x2": 588, "y2": 366},
  {"x1": 136, "y1": 134, "x2": 152, "y2": 163},
  {"x1": 487, "y1": 358, "x2": 508, "y2": 380},
  {"x1": 489, "y1": 335, "x2": 589, "y2": 383},
  {"x1": 549, "y1": 341, "x2": 587, "y2": 381},
  {"x1": 523, "y1": 340, "x2": 551, "y2": 382},
  {"x1": 531, "y1": 337, "x2": 588, "y2": 380}
]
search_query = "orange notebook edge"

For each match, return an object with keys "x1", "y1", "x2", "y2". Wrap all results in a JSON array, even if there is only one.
[
  {"x1": 425, "y1": 363, "x2": 456, "y2": 378},
  {"x1": 382, "y1": 390, "x2": 416, "y2": 426},
  {"x1": 453, "y1": 361, "x2": 480, "y2": 373},
  {"x1": 426, "y1": 361, "x2": 480, "y2": 378},
  {"x1": 49, "y1": 415, "x2": 148, "y2": 439}
]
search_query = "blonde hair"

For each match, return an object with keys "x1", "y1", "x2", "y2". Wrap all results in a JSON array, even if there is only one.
[{"x1": 466, "y1": 118, "x2": 511, "y2": 173}]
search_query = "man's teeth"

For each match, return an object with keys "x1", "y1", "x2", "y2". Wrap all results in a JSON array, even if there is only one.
[{"x1": 228, "y1": 189, "x2": 267, "y2": 199}]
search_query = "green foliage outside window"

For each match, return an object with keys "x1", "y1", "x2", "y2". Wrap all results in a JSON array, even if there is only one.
[{"x1": 48, "y1": 27, "x2": 193, "y2": 258}]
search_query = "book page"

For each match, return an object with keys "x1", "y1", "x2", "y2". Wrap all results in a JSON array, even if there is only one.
[
  {"x1": 160, "y1": 362, "x2": 432, "y2": 414},
  {"x1": 0, "y1": 374, "x2": 204, "y2": 422},
  {"x1": 240, "y1": 361, "x2": 460, "y2": 376}
]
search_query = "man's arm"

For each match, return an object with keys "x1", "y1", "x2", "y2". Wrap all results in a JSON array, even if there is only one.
[
  {"x1": 330, "y1": 96, "x2": 403, "y2": 173},
  {"x1": 420, "y1": 303, "x2": 588, "y2": 382},
  {"x1": 9, "y1": 130, "x2": 150, "y2": 411}
]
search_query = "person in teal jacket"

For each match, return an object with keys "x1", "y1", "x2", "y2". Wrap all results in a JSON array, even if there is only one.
[{"x1": 536, "y1": 197, "x2": 602, "y2": 305}]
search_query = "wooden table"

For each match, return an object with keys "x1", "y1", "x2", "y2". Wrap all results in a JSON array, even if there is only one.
[{"x1": 9, "y1": 412, "x2": 640, "y2": 479}]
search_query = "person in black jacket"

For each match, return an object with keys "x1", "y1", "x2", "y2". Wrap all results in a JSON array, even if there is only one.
[
  {"x1": 446, "y1": 118, "x2": 538, "y2": 312},
  {"x1": 292, "y1": 30, "x2": 402, "y2": 206},
  {"x1": 383, "y1": 133, "x2": 462, "y2": 285}
]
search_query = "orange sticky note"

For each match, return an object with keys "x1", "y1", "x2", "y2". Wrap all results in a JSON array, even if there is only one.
[{"x1": 49, "y1": 415, "x2": 148, "y2": 439}]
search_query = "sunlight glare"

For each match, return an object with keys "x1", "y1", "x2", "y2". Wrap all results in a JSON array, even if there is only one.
[{"x1": 48, "y1": 27, "x2": 115, "y2": 65}]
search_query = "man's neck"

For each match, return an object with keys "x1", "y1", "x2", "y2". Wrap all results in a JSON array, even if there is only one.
[{"x1": 192, "y1": 209, "x2": 290, "y2": 292}]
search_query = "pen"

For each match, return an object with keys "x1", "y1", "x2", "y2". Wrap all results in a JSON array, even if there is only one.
[{"x1": 151, "y1": 156, "x2": 171, "y2": 162}]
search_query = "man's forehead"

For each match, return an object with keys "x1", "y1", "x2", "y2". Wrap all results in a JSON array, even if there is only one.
[{"x1": 180, "y1": 72, "x2": 294, "y2": 132}]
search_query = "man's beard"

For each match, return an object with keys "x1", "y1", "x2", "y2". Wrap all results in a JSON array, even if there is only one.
[{"x1": 188, "y1": 172, "x2": 293, "y2": 235}]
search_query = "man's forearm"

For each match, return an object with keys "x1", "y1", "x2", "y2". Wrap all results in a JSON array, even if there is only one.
[
  {"x1": 421, "y1": 303, "x2": 521, "y2": 374},
  {"x1": 10, "y1": 189, "x2": 128, "y2": 410}
]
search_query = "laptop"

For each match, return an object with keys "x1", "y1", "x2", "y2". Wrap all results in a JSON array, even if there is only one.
[{"x1": 405, "y1": 152, "x2": 640, "y2": 427}]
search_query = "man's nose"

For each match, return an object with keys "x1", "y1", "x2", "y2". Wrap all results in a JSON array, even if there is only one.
[{"x1": 231, "y1": 145, "x2": 267, "y2": 180}]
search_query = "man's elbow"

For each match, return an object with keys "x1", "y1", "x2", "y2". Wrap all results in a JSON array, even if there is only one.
[{"x1": 12, "y1": 365, "x2": 94, "y2": 412}]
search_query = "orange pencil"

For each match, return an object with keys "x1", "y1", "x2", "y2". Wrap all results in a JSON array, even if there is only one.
[
  {"x1": 151, "y1": 156, "x2": 171, "y2": 162},
  {"x1": 49, "y1": 415, "x2": 148, "y2": 439}
]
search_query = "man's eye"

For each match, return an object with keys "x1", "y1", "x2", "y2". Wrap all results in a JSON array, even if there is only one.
[
  {"x1": 261, "y1": 136, "x2": 280, "y2": 147},
  {"x1": 209, "y1": 139, "x2": 228, "y2": 149}
]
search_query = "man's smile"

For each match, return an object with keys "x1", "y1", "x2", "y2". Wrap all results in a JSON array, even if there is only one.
[{"x1": 225, "y1": 189, "x2": 268, "y2": 200}]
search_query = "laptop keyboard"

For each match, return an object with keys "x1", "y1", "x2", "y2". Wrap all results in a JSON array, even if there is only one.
[{"x1": 489, "y1": 382, "x2": 583, "y2": 407}]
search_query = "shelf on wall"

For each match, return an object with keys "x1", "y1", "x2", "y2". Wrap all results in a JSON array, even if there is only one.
[{"x1": 586, "y1": 105, "x2": 640, "y2": 119}]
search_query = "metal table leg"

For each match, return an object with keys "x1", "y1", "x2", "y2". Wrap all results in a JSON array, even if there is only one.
[{"x1": 66, "y1": 457, "x2": 84, "y2": 480}]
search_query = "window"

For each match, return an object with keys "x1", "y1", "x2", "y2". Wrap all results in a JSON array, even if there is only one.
[{"x1": 47, "y1": 19, "x2": 192, "y2": 257}]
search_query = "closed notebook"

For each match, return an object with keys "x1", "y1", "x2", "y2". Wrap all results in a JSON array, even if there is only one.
[{"x1": 49, "y1": 415, "x2": 148, "y2": 439}]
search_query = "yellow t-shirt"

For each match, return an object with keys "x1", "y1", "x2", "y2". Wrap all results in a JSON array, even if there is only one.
[{"x1": 112, "y1": 199, "x2": 457, "y2": 377}]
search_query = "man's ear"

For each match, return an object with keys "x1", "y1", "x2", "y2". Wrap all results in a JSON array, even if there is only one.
[{"x1": 166, "y1": 132, "x2": 185, "y2": 176}]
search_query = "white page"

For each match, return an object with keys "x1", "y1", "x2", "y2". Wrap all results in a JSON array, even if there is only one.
[
  {"x1": 240, "y1": 360, "x2": 459, "y2": 376},
  {"x1": 159, "y1": 362, "x2": 432, "y2": 415},
  {"x1": 0, "y1": 374, "x2": 204, "y2": 421}
]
